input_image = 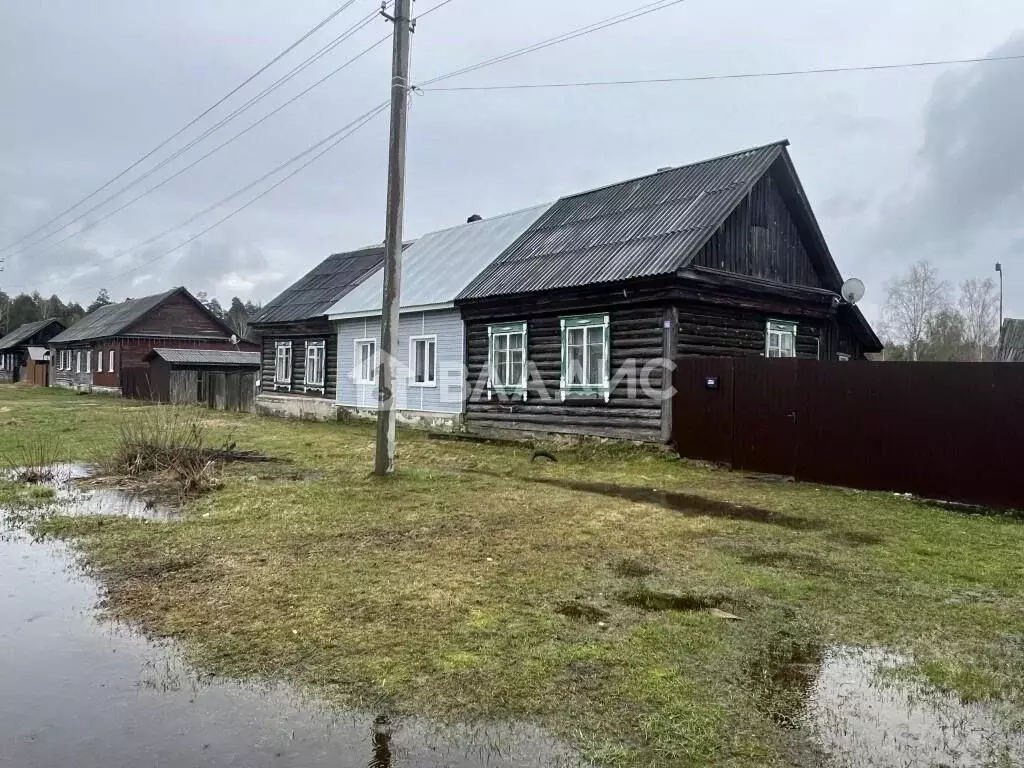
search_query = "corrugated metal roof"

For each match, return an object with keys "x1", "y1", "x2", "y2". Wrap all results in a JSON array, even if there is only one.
[
  {"x1": 248, "y1": 245, "x2": 388, "y2": 325},
  {"x1": 327, "y1": 205, "x2": 552, "y2": 318},
  {"x1": 458, "y1": 142, "x2": 787, "y2": 300},
  {"x1": 150, "y1": 348, "x2": 261, "y2": 366},
  {"x1": 50, "y1": 289, "x2": 182, "y2": 344},
  {"x1": 0, "y1": 318, "x2": 65, "y2": 351},
  {"x1": 1000, "y1": 319, "x2": 1024, "y2": 361}
]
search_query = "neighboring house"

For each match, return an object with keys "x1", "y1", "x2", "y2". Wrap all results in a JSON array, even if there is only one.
[
  {"x1": 0, "y1": 319, "x2": 66, "y2": 385},
  {"x1": 327, "y1": 206, "x2": 552, "y2": 427},
  {"x1": 455, "y1": 140, "x2": 882, "y2": 442},
  {"x1": 140, "y1": 348, "x2": 261, "y2": 412},
  {"x1": 49, "y1": 287, "x2": 253, "y2": 393},
  {"x1": 999, "y1": 319, "x2": 1024, "y2": 361},
  {"x1": 248, "y1": 245, "x2": 387, "y2": 420}
]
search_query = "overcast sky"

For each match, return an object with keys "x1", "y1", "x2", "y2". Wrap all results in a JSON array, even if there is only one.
[{"x1": 2, "y1": 0, "x2": 1022, "y2": 328}]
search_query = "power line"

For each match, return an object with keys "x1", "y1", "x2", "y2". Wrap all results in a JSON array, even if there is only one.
[
  {"x1": 416, "y1": 0, "x2": 690, "y2": 88},
  {"x1": 11, "y1": 0, "x2": 694, "y2": 290},
  {"x1": 415, "y1": 0, "x2": 458, "y2": 20},
  {"x1": 72, "y1": 100, "x2": 389, "y2": 280},
  {"x1": 111, "y1": 104, "x2": 389, "y2": 280},
  {"x1": 3, "y1": 5, "x2": 387, "y2": 259},
  {"x1": 421, "y1": 51, "x2": 1024, "y2": 92},
  {"x1": 16, "y1": 33, "x2": 391, "y2": 262}
]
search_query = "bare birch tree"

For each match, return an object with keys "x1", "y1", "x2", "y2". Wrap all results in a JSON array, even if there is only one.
[
  {"x1": 959, "y1": 278, "x2": 999, "y2": 361},
  {"x1": 883, "y1": 260, "x2": 950, "y2": 361}
]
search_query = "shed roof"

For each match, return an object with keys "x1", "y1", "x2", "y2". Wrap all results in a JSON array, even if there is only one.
[
  {"x1": 148, "y1": 348, "x2": 261, "y2": 367},
  {"x1": 249, "y1": 244, "x2": 388, "y2": 326},
  {"x1": 327, "y1": 205, "x2": 552, "y2": 319},
  {"x1": 458, "y1": 142, "x2": 793, "y2": 300},
  {"x1": 0, "y1": 318, "x2": 65, "y2": 351},
  {"x1": 50, "y1": 288, "x2": 203, "y2": 344},
  {"x1": 1000, "y1": 319, "x2": 1024, "y2": 361}
]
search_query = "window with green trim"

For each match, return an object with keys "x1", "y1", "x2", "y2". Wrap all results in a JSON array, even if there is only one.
[
  {"x1": 560, "y1": 314, "x2": 610, "y2": 400},
  {"x1": 765, "y1": 319, "x2": 797, "y2": 358},
  {"x1": 488, "y1": 321, "x2": 527, "y2": 399}
]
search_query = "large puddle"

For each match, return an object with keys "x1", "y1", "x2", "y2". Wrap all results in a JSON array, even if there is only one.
[
  {"x1": 801, "y1": 646, "x2": 1024, "y2": 767},
  {"x1": 5, "y1": 462, "x2": 178, "y2": 521},
  {"x1": 0, "y1": 487, "x2": 584, "y2": 767}
]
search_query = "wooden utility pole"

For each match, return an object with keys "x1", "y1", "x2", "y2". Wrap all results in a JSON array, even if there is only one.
[{"x1": 374, "y1": 0, "x2": 414, "y2": 476}]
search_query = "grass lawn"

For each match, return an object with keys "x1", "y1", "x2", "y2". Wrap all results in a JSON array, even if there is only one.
[{"x1": 2, "y1": 385, "x2": 1023, "y2": 766}]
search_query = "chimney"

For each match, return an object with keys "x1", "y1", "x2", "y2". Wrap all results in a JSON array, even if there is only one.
[{"x1": 466, "y1": 214, "x2": 483, "y2": 223}]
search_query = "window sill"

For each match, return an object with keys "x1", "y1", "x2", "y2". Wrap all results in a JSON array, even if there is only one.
[
  {"x1": 303, "y1": 385, "x2": 326, "y2": 394},
  {"x1": 273, "y1": 383, "x2": 292, "y2": 391},
  {"x1": 561, "y1": 387, "x2": 610, "y2": 402},
  {"x1": 408, "y1": 382, "x2": 438, "y2": 389},
  {"x1": 487, "y1": 388, "x2": 527, "y2": 400}
]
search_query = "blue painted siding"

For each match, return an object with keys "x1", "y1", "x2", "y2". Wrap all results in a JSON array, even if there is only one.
[{"x1": 335, "y1": 309, "x2": 465, "y2": 414}]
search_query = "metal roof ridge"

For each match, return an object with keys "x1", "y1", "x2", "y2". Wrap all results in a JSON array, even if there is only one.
[
  {"x1": 555, "y1": 140, "x2": 789, "y2": 201},
  {"x1": 403, "y1": 201, "x2": 555, "y2": 241}
]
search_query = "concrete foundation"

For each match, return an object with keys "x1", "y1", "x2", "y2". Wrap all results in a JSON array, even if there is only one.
[
  {"x1": 256, "y1": 393, "x2": 340, "y2": 422},
  {"x1": 338, "y1": 407, "x2": 462, "y2": 432}
]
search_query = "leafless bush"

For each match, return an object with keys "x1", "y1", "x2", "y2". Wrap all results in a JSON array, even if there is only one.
[
  {"x1": 3, "y1": 434, "x2": 64, "y2": 483},
  {"x1": 107, "y1": 406, "x2": 226, "y2": 496}
]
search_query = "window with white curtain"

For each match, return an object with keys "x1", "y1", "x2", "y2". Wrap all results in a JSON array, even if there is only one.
[
  {"x1": 304, "y1": 340, "x2": 326, "y2": 389},
  {"x1": 409, "y1": 336, "x2": 436, "y2": 387}
]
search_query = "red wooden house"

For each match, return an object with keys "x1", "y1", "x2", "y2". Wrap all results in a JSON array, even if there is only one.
[{"x1": 49, "y1": 287, "x2": 256, "y2": 393}]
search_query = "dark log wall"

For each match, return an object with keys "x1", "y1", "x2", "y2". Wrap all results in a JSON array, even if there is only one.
[
  {"x1": 125, "y1": 292, "x2": 231, "y2": 338},
  {"x1": 821, "y1": 315, "x2": 864, "y2": 361},
  {"x1": 676, "y1": 302, "x2": 824, "y2": 360},
  {"x1": 693, "y1": 172, "x2": 823, "y2": 289},
  {"x1": 462, "y1": 284, "x2": 669, "y2": 441},
  {"x1": 256, "y1": 320, "x2": 337, "y2": 399}
]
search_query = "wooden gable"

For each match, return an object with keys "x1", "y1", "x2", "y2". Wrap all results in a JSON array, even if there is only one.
[
  {"x1": 123, "y1": 291, "x2": 231, "y2": 339},
  {"x1": 692, "y1": 170, "x2": 825, "y2": 290}
]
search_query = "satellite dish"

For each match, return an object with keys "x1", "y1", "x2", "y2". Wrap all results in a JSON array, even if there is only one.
[
  {"x1": 841, "y1": 277, "x2": 866, "y2": 305},
  {"x1": 230, "y1": 334, "x2": 239, "y2": 345}
]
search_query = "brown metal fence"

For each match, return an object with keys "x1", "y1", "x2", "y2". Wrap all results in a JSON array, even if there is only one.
[{"x1": 672, "y1": 357, "x2": 1024, "y2": 509}]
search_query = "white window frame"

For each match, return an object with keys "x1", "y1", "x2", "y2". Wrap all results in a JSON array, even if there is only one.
[
  {"x1": 560, "y1": 314, "x2": 610, "y2": 402},
  {"x1": 487, "y1": 321, "x2": 528, "y2": 400},
  {"x1": 0, "y1": 354, "x2": 5, "y2": 371},
  {"x1": 408, "y1": 335, "x2": 437, "y2": 388},
  {"x1": 765, "y1": 319, "x2": 797, "y2": 359},
  {"x1": 108, "y1": 350, "x2": 115, "y2": 373},
  {"x1": 354, "y1": 338, "x2": 377, "y2": 384},
  {"x1": 86, "y1": 349, "x2": 91, "y2": 373},
  {"x1": 303, "y1": 340, "x2": 326, "y2": 391},
  {"x1": 837, "y1": 353, "x2": 851, "y2": 362},
  {"x1": 274, "y1": 341, "x2": 293, "y2": 389}
]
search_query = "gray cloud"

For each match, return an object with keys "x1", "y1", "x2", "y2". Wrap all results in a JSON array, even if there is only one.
[{"x1": 2, "y1": 0, "x2": 1023, "y2": 323}]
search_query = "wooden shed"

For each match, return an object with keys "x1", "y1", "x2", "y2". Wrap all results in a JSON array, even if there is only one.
[{"x1": 138, "y1": 348, "x2": 261, "y2": 412}]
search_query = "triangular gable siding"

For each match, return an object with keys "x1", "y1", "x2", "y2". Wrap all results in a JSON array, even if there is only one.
[
  {"x1": 692, "y1": 172, "x2": 822, "y2": 289},
  {"x1": 124, "y1": 293, "x2": 229, "y2": 338}
]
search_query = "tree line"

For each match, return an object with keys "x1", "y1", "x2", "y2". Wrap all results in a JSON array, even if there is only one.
[
  {"x1": 881, "y1": 261, "x2": 1002, "y2": 361},
  {"x1": 0, "y1": 288, "x2": 261, "y2": 339}
]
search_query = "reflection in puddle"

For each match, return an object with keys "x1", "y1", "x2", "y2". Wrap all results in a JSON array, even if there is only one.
[
  {"x1": 5, "y1": 462, "x2": 177, "y2": 521},
  {"x1": 0, "y1": 517, "x2": 585, "y2": 767},
  {"x1": 802, "y1": 646, "x2": 1024, "y2": 767}
]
